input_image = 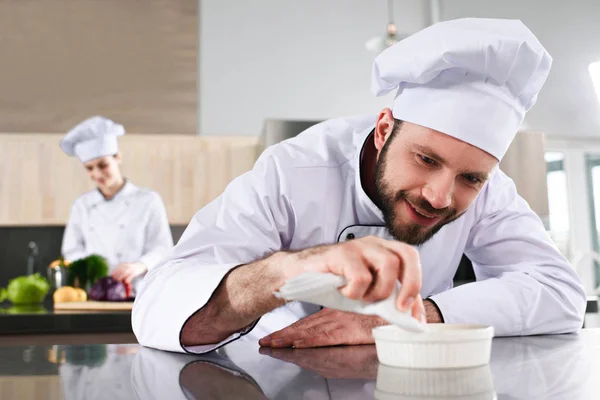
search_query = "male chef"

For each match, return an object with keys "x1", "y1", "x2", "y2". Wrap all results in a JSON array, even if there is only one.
[{"x1": 132, "y1": 18, "x2": 586, "y2": 354}]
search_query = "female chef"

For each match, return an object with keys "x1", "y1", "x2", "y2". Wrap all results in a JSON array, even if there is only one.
[{"x1": 59, "y1": 116, "x2": 173, "y2": 293}]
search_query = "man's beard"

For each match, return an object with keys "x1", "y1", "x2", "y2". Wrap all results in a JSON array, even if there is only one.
[{"x1": 373, "y1": 141, "x2": 464, "y2": 246}]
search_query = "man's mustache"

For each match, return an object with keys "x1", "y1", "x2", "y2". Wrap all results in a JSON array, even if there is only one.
[{"x1": 395, "y1": 191, "x2": 454, "y2": 218}]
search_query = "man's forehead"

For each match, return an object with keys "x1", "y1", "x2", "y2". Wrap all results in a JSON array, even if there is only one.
[
  {"x1": 397, "y1": 123, "x2": 498, "y2": 174},
  {"x1": 401, "y1": 122, "x2": 496, "y2": 157}
]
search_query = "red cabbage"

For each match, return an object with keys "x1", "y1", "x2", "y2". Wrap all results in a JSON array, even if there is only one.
[{"x1": 88, "y1": 277, "x2": 131, "y2": 301}]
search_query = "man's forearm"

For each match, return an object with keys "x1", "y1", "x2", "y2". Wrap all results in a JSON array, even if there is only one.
[
  {"x1": 180, "y1": 252, "x2": 289, "y2": 346},
  {"x1": 424, "y1": 299, "x2": 443, "y2": 323}
]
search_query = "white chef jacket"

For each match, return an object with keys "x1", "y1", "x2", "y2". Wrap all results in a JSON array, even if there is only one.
[
  {"x1": 61, "y1": 181, "x2": 173, "y2": 273},
  {"x1": 132, "y1": 115, "x2": 586, "y2": 354}
]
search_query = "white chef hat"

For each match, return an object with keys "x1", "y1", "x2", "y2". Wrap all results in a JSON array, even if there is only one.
[
  {"x1": 60, "y1": 116, "x2": 125, "y2": 163},
  {"x1": 371, "y1": 18, "x2": 552, "y2": 161}
]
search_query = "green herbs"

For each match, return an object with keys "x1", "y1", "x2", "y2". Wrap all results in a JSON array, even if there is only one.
[{"x1": 67, "y1": 254, "x2": 109, "y2": 289}]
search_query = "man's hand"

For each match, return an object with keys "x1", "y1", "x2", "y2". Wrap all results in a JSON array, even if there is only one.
[
  {"x1": 259, "y1": 301, "x2": 442, "y2": 349},
  {"x1": 112, "y1": 262, "x2": 147, "y2": 283},
  {"x1": 283, "y1": 236, "x2": 425, "y2": 322},
  {"x1": 259, "y1": 345, "x2": 379, "y2": 380},
  {"x1": 259, "y1": 308, "x2": 388, "y2": 348}
]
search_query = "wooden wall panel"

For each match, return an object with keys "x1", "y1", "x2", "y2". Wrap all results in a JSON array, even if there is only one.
[
  {"x1": 0, "y1": 131, "x2": 549, "y2": 226},
  {"x1": 0, "y1": 134, "x2": 262, "y2": 226},
  {"x1": 0, "y1": 0, "x2": 197, "y2": 134}
]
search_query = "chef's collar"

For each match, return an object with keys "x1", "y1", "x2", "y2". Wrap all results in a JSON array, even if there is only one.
[{"x1": 89, "y1": 179, "x2": 137, "y2": 205}]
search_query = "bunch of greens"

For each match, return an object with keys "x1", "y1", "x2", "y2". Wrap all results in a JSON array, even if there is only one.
[{"x1": 67, "y1": 254, "x2": 109, "y2": 289}]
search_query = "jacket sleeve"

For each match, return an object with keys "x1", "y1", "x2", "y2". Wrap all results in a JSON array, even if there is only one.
[
  {"x1": 138, "y1": 192, "x2": 174, "y2": 270},
  {"x1": 61, "y1": 200, "x2": 88, "y2": 262},
  {"x1": 132, "y1": 148, "x2": 294, "y2": 354},
  {"x1": 430, "y1": 170, "x2": 586, "y2": 336}
]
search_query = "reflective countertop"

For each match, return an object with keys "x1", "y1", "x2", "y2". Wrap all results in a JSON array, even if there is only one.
[{"x1": 2, "y1": 329, "x2": 599, "y2": 399}]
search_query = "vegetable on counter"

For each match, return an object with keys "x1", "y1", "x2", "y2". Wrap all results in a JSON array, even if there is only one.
[
  {"x1": 88, "y1": 277, "x2": 132, "y2": 301},
  {"x1": 53, "y1": 286, "x2": 87, "y2": 303},
  {"x1": 49, "y1": 258, "x2": 71, "y2": 269},
  {"x1": 66, "y1": 254, "x2": 109, "y2": 289},
  {"x1": 0, "y1": 273, "x2": 50, "y2": 305}
]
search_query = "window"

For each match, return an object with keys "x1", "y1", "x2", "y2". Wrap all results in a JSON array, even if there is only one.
[
  {"x1": 545, "y1": 152, "x2": 570, "y2": 258},
  {"x1": 585, "y1": 154, "x2": 600, "y2": 286}
]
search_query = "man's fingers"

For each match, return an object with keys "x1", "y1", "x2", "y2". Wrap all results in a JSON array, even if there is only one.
[
  {"x1": 260, "y1": 321, "x2": 339, "y2": 348},
  {"x1": 378, "y1": 241, "x2": 422, "y2": 310},
  {"x1": 361, "y1": 246, "x2": 399, "y2": 303},
  {"x1": 258, "y1": 309, "x2": 337, "y2": 346},
  {"x1": 258, "y1": 317, "x2": 313, "y2": 347},
  {"x1": 337, "y1": 250, "x2": 374, "y2": 300},
  {"x1": 291, "y1": 327, "x2": 343, "y2": 349}
]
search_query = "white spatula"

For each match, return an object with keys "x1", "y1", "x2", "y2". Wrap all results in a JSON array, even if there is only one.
[{"x1": 274, "y1": 272, "x2": 427, "y2": 333}]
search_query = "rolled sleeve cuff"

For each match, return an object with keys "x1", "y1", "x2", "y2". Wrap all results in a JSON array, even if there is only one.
[
  {"x1": 182, "y1": 318, "x2": 260, "y2": 354},
  {"x1": 428, "y1": 278, "x2": 523, "y2": 336},
  {"x1": 132, "y1": 262, "x2": 249, "y2": 353}
]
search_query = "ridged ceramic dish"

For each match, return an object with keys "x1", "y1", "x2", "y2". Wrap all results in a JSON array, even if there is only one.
[{"x1": 372, "y1": 324, "x2": 494, "y2": 369}]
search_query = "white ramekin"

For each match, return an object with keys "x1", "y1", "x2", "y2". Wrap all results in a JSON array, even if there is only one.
[{"x1": 372, "y1": 323, "x2": 494, "y2": 369}]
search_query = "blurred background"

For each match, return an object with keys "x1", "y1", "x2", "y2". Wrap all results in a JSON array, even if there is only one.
[{"x1": 1, "y1": 0, "x2": 600, "y2": 326}]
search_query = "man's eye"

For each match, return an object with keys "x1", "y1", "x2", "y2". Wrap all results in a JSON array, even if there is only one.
[
  {"x1": 420, "y1": 155, "x2": 436, "y2": 165},
  {"x1": 463, "y1": 174, "x2": 481, "y2": 184}
]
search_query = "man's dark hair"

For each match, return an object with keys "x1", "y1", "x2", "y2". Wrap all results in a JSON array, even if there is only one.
[{"x1": 391, "y1": 118, "x2": 404, "y2": 138}]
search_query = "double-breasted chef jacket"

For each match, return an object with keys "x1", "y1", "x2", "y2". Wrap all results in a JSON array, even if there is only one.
[{"x1": 132, "y1": 114, "x2": 586, "y2": 354}]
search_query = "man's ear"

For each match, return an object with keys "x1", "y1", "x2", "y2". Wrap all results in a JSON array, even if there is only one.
[{"x1": 374, "y1": 108, "x2": 395, "y2": 151}]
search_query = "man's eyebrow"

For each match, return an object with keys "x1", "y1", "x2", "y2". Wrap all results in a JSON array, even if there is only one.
[
  {"x1": 464, "y1": 171, "x2": 491, "y2": 181},
  {"x1": 411, "y1": 144, "x2": 491, "y2": 181},
  {"x1": 412, "y1": 144, "x2": 447, "y2": 164}
]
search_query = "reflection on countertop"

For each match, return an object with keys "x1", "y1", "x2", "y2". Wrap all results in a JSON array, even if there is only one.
[{"x1": 1, "y1": 329, "x2": 600, "y2": 399}]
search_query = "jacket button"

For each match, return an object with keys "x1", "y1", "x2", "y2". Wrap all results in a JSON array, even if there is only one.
[
  {"x1": 117, "y1": 253, "x2": 122, "y2": 258},
  {"x1": 346, "y1": 233, "x2": 355, "y2": 240},
  {"x1": 119, "y1": 224, "x2": 125, "y2": 229},
  {"x1": 89, "y1": 226, "x2": 94, "y2": 232}
]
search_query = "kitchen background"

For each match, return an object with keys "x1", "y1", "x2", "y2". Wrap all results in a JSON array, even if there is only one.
[{"x1": 1, "y1": 0, "x2": 600, "y2": 309}]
